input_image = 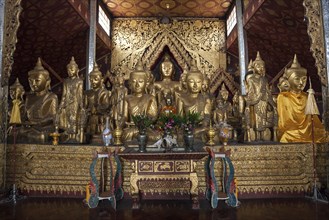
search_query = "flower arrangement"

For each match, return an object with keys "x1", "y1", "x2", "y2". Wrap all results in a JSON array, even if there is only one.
[
  {"x1": 181, "y1": 111, "x2": 202, "y2": 133},
  {"x1": 131, "y1": 114, "x2": 154, "y2": 134},
  {"x1": 157, "y1": 112, "x2": 182, "y2": 135}
]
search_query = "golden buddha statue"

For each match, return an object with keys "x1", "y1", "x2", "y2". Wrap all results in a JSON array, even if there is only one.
[
  {"x1": 9, "y1": 78, "x2": 25, "y2": 125},
  {"x1": 244, "y1": 52, "x2": 277, "y2": 141},
  {"x1": 277, "y1": 55, "x2": 326, "y2": 143},
  {"x1": 213, "y1": 95, "x2": 227, "y2": 124},
  {"x1": 58, "y1": 57, "x2": 85, "y2": 143},
  {"x1": 18, "y1": 58, "x2": 58, "y2": 143},
  {"x1": 84, "y1": 63, "x2": 110, "y2": 137},
  {"x1": 111, "y1": 73, "x2": 127, "y2": 129},
  {"x1": 122, "y1": 61, "x2": 160, "y2": 142},
  {"x1": 177, "y1": 65, "x2": 212, "y2": 137},
  {"x1": 154, "y1": 55, "x2": 180, "y2": 108}
]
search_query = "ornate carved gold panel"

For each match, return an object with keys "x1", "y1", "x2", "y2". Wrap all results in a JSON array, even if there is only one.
[
  {"x1": 111, "y1": 19, "x2": 226, "y2": 79},
  {"x1": 5, "y1": 143, "x2": 328, "y2": 199}
]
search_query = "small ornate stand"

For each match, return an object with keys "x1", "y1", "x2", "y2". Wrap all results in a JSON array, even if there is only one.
[
  {"x1": 205, "y1": 147, "x2": 239, "y2": 208},
  {"x1": 113, "y1": 128, "x2": 123, "y2": 146},
  {"x1": 50, "y1": 128, "x2": 60, "y2": 145},
  {"x1": 207, "y1": 122, "x2": 216, "y2": 146},
  {"x1": 85, "y1": 148, "x2": 123, "y2": 209}
]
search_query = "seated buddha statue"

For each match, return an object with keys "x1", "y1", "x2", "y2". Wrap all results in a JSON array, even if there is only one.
[
  {"x1": 154, "y1": 55, "x2": 180, "y2": 109},
  {"x1": 177, "y1": 65, "x2": 212, "y2": 138},
  {"x1": 18, "y1": 58, "x2": 58, "y2": 143},
  {"x1": 277, "y1": 55, "x2": 327, "y2": 143},
  {"x1": 122, "y1": 61, "x2": 160, "y2": 142},
  {"x1": 58, "y1": 57, "x2": 85, "y2": 143},
  {"x1": 84, "y1": 63, "x2": 110, "y2": 138}
]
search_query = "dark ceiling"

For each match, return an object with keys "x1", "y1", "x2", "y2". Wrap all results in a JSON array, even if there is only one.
[{"x1": 9, "y1": 0, "x2": 321, "y2": 95}]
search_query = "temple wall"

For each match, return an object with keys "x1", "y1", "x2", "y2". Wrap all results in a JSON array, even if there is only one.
[
  {"x1": 5, "y1": 143, "x2": 328, "y2": 199},
  {"x1": 110, "y1": 19, "x2": 227, "y2": 79}
]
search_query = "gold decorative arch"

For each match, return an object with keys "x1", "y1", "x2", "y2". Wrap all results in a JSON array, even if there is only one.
[{"x1": 110, "y1": 19, "x2": 227, "y2": 79}]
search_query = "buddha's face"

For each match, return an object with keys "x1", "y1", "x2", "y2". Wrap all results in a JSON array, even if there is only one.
[
  {"x1": 221, "y1": 91, "x2": 229, "y2": 101},
  {"x1": 90, "y1": 74, "x2": 102, "y2": 90},
  {"x1": 130, "y1": 72, "x2": 147, "y2": 94},
  {"x1": 278, "y1": 79, "x2": 290, "y2": 92},
  {"x1": 288, "y1": 72, "x2": 307, "y2": 93},
  {"x1": 28, "y1": 73, "x2": 48, "y2": 93},
  {"x1": 186, "y1": 73, "x2": 203, "y2": 94},
  {"x1": 254, "y1": 62, "x2": 265, "y2": 76},
  {"x1": 161, "y1": 61, "x2": 173, "y2": 77},
  {"x1": 67, "y1": 65, "x2": 78, "y2": 77}
]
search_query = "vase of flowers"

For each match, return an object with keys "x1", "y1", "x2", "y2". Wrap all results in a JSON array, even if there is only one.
[
  {"x1": 157, "y1": 113, "x2": 181, "y2": 152},
  {"x1": 181, "y1": 111, "x2": 201, "y2": 152},
  {"x1": 131, "y1": 114, "x2": 153, "y2": 153}
]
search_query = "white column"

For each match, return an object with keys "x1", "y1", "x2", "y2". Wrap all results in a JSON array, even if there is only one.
[
  {"x1": 86, "y1": 0, "x2": 97, "y2": 90},
  {"x1": 236, "y1": 0, "x2": 248, "y2": 95}
]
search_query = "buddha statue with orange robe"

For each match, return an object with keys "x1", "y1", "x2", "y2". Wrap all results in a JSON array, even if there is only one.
[{"x1": 277, "y1": 55, "x2": 327, "y2": 143}]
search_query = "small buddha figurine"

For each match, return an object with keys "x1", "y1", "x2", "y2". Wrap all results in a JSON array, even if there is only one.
[
  {"x1": 177, "y1": 64, "x2": 212, "y2": 138},
  {"x1": 213, "y1": 95, "x2": 227, "y2": 124},
  {"x1": 244, "y1": 52, "x2": 277, "y2": 141},
  {"x1": 219, "y1": 84, "x2": 233, "y2": 118},
  {"x1": 58, "y1": 57, "x2": 85, "y2": 143},
  {"x1": 18, "y1": 58, "x2": 58, "y2": 143},
  {"x1": 154, "y1": 55, "x2": 180, "y2": 108},
  {"x1": 84, "y1": 63, "x2": 110, "y2": 138},
  {"x1": 111, "y1": 73, "x2": 128, "y2": 129},
  {"x1": 122, "y1": 61, "x2": 160, "y2": 142},
  {"x1": 277, "y1": 55, "x2": 326, "y2": 143},
  {"x1": 9, "y1": 78, "x2": 25, "y2": 125},
  {"x1": 160, "y1": 94, "x2": 177, "y2": 115}
]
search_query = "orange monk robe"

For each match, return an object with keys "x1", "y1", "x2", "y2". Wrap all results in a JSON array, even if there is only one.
[{"x1": 277, "y1": 91, "x2": 327, "y2": 143}]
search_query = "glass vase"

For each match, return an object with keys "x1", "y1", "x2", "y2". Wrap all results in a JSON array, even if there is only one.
[{"x1": 102, "y1": 116, "x2": 112, "y2": 147}]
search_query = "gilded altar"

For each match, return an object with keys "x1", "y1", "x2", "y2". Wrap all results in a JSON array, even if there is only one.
[
  {"x1": 5, "y1": 143, "x2": 328, "y2": 200},
  {"x1": 120, "y1": 148, "x2": 208, "y2": 209}
]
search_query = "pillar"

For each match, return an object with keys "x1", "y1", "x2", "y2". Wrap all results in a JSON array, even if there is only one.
[{"x1": 236, "y1": 0, "x2": 248, "y2": 95}]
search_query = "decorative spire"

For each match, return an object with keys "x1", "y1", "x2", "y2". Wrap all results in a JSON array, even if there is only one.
[
  {"x1": 189, "y1": 60, "x2": 199, "y2": 72},
  {"x1": 221, "y1": 83, "x2": 228, "y2": 93},
  {"x1": 286, "y1": 54, "x2": 307, "y2": 78},
  {"x1": 135, "y1": 59, "x2": 144, "y2": 71},
  {"x1": 90, "y1": 62, "x2": 102, "y2": 76},
  {"x1": 253, "y1": 51, "x2": 265, "y2": 65},
  {"x1": 67, "y1": 56, "x2": 78, "y2": 69},
  {"x1": 28, "y1": 57, "x2": 49, "y2": 78},
  {"x1": 10, "y1": 78, "x2": 24, "y2": 90},
  {"x1": 163, "y1": 54, "x2": 171, "y2": 62}
]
